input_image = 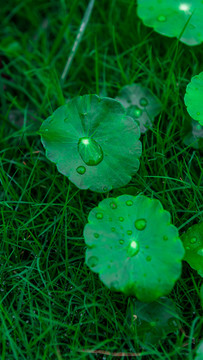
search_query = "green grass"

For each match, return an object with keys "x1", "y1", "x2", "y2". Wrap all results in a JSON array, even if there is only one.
[{"x1": 0, "y1": 0, "x2": 203, "y2": 359}]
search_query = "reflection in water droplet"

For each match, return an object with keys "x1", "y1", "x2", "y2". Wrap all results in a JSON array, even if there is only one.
[
  {"x1": 126, "y1": 200, "x2": 133, "y2": 206},
  {"x1": 87, "y1": 256, "x2": 99, "y2": 267},
  {"x1": 127, "y1": 240, "x2": 140, "y2": 257},
  {"x1": 127, "y1": 230, "x2": 132, "y2": 235},
  {"x1": 119, "y1": 217, "x2": 124, "y2": 222},
  {"x1": 140, "y1": 97, "x2": 148, "y2": 107},
  {"x1": 96, "y1": 212, "x2": 103, "y2": 219},
  {"x1": 190, "y1": 237, "x2": 197, "y2": 244},
  {"x1": 111, "y1": 227, "x2": 116, "y2": 232},
  {"x1": 146, "y1": 256, "x2": 152, "y2": 262},
  {"x1": 157, "y1": 15, "x2": 166, "y2": 22},
  {"x1": 134, "y1": 219, "x2": 147, "y2": 231},
  {"x1": 163, "y1": 235, "x2": 168, "y2": 241},
  {"x1": 76, "y1": 166, "x2": 86, "y2": 175},
  {"x1": 110, "y1": 202, "x2": 117, "y2": 209},
  {"x1": 94, "y1": 233, "x2": 99, "y2": 238},
  {"x1": 119, "y1": 239, "x2": 125, "y2": 245},
  {"x1": 78, "y1": 137, "x2": 103, "y2": 166}
]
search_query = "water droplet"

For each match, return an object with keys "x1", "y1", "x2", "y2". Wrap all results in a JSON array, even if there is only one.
[
  {"x1": 119, "y1": 239, "x2": 125, "y2": 245},
  {"x1": 127, "y1": 240, "x2": 140, "y2": 257},
  {"x1": 78, "y1": 137, "x2": 103, "y2": 166},
  {"x1": 76, "y1": 166, "x2": 86, "y2": 175},
  {"x1": 197, "y1": 248, "x2": 203, "y2": 256},
  {"x1": 146, "y1": 256, "x2": 152, "y2": 262},
  {"x1": 140, "y1": 97, "x2": 148, "y2": 107},
  {"x1": 87, "y1": 256, "x2": 99, "y2": 267},
  {"x1": 96, "y1": 212, "x2": 103, "y2": 220},
  {"x1": 110, "y1": 280, "x2": 119, "y2": 289},
  {"x1": 126, "y1": 200, "x2": 133, "y2": 206},
  {"x1": 110, "y1": 202, "x2": 117, "y2": 209},
  {"x1": 127, "y1": 230, "x2": 132, "y2": 235},
  {"x1": 119, "y1": 217, "x2": 124, "y2": 222},
  {"x1": 197, "y1": 112, "x2": 200, "y2": 116},
  {"x1": 190, "y1": 237, "x2": 197, "y2": 244},
  {"x1": 157, "y1": 15, "x2": 166, "y2": 22},
  {"x1": 94, "y1": 233, "x2": 99, "y2": 238},
  {"x1": 163, "y1": 235, "x2": 168, "y2": 241},
  {"x1": 134, "y1": 219, "x2": 147, "y2": 231},
  {"x1": 111, "y1": 227, "x2": 116, "y2": 232},
  {"x1": 134, "y1": 106, "x2": 142, "y2": 118}
]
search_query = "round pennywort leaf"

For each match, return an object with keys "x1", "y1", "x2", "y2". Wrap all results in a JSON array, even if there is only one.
[
  {"x1": 184, "y1": 72, "x2": 203, "y2": 126},
  {"x1": 84, "y1": 195, "x2": 185, "y2": 302},
  {"x1": 39, "y1": 95, "x2": 142, "y2": 193},
  {"x1": 137, "y1": 0, "x2": 203, "y2": 46}
]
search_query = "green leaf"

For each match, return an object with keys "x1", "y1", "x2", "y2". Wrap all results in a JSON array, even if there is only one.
[
  {"x1": 137, "y1": 0, "x2": 203, "y2": 46},
  {"x1": 200, "y1": 284, "x2": 203, "y2": 309},
  {"x1": 182, "y1": 118, "x2": 203, "y2": 150},
  {"x1": 116, "y1": 84, "x2": 162, "y2": 133},
  {"x1": 195, "y1": 340, "x2": 203, "y2": 360},
  {"x1": 184, "y1": 72, "x2": 203, "y2": 126},
  {"x1": 84, "y1": 195, "x2": 185, "y2": 302},
  {"x1": 126, "y1": 297, "x2": 181, "y2": 345},
  {"x1": 39, "y1": 94, "x2": 142, "y2": 193},
  {"x1": 181, "y1": 222, "x2": 203, "y2": 277}
]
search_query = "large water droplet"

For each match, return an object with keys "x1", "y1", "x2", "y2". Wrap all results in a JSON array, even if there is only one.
[
  {"x1": 134, "y1": 219, "x2": 147, "y2": 231},
  {"x1": 96, "y1": 212, "x2": 103, "y2": 219},
  {"x1": 87, "y1": 256, "x2": 99, "y2": 267},
  {"x1": 110, "y1": 202, "x2": 117, "y2": 209},
  {"x1": 76, "y1": 166, "x2": 86, "y2": 175},
  {"x1": 157, "y1": 15, "x2": 166, "y2": 22},
  {"x1": 126, "y1": 200, "x2": 133, "y2": 206},
  {"x1": 190, "y1": 237, "x2": 197, "y2": 244},
  {"x1": 78, "y1": 137, "x2": 103, "y2": 166},
  {"x1": 140, "y1": 97, "x2": 148, "y2": 107},
  {"x1": 127, "y1": 240, "x2": 140, "y2": 257}
]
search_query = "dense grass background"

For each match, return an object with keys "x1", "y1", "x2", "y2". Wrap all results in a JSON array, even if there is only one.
[{"x1": 0, "y1": 0, "x2": 203, "y2": 359}]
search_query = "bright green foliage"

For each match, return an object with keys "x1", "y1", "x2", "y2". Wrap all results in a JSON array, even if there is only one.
[
  {"x1": 84, "y1": 195, "x2": 185, "y2": 302},
  {"x1": 126, "y1": 297, "x2": 180, "y2": 344},
  {"x1": 182, "y1": 118, "x2": 203, "y2": 150},
  {"x1": 116, "y1": 84, "x2": 162, "y2": 133},
  {"x1": 184, "y1": 72, "x2": 203, "y2": 126},
  {"x1": 195, "y1": 341, "x2": 203, "y2": 360},
  {"x1": 39, "y1": 94, "x2": 142, "y2": 193},
  {"x1": 181, "y1": 222, "x2": 203, "y2": 277},
  {"x1": 137, "y1": 0, "x2": 203, "y2": 46}
]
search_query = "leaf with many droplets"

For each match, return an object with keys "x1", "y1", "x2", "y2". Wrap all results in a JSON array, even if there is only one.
[
  {"x1": 126, "y1": 297, "x2": 181, "y2": 344},
  {"x1": 195, "y1": 340, "x2": 203, "y2": 360},
  {"x1": 137, "y1": 0, "x2": 203, "y2": 46},
  {"x1": 39, "y1": 95, "x2": 142, "y2": 193},
  {"x1": 184, "y1": 72, "x2": 203, "y2": 126},
  {"x1": 84, "y1": 195, "x2": 185, "y2": 302},
  {"x1": 182, "y1": 118, "x2": 203, "y2": 150},
  {"x1": 116, "y1": 84, "x2": 162, "y2": 133},
  {"x1": 181, "y1": 222, "x2": 203, "y2": 277}
]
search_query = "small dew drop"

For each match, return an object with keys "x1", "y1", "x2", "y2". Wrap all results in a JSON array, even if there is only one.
[
  {"x1": 197, "y1": 248, "x2": 203, "y2": 256},
  {"x1": 134, "y1": 106, "x2": 142, "y2": 118},
  {"x1": 87, "y1": 256, "x2": 99, "y2": 268},
  {"x1": 163, "y1": 235, "x2": 168, "y2": 241},
  {"x1": 94, "y1": 233, "x2": 99, "y2": 238},
  {"x1": 119, "y1": 217, "x2": 124, "y2": 222},
  {"x1": 76, "y1": 166, "x2": 86, "y2": 175},
  {"x1": 45, "y1": 128, "x2": 49, "y2": 132},
  {"x1": 134, "y1": 218, "x2": 147, "y2": 231},
  {"x1": 190, "y1": 237, "x2": 197, "y2": 244},
  {"x1": 96, "y1": 212, "x2": 103, "y2": 220},
  {"x1": 140, "y1": 97, "x2": 148, "y2": 107},
  {"x1": 126, "y1": 200, "x2": 133, "y2": 206},
  {"x1": 157, "y1": 15, "x2": 166, "y2": 22},
  {"x1": 110, "y1": 202, "x2": 117, "y2": 209},
  {"x1": 127, "y1": 230, "x2": 132, "y2": 236},
  {"x1": 111, "y1": 227, "x2": 116, "y2": 232},
  {"x1": 146, "y1": 256, "x2": 152, "y2": 262},
  {"x1": 119, "y1": 239, "x2": 125, "y2": 245},
  {"x1": 197, "y1": 112, "x2": 200, "y2": 116},
  {"x1": 150, "y1": 321, "x2": 156, "y2": 327}
]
